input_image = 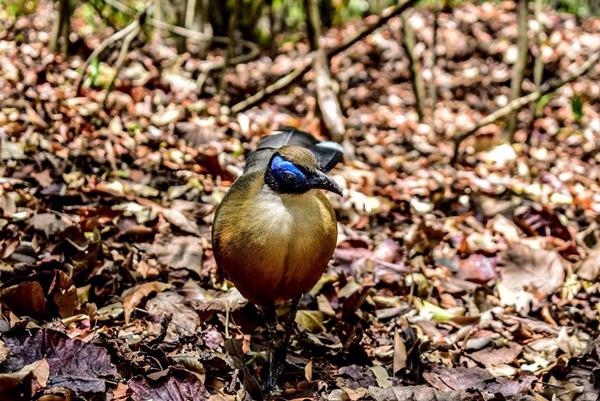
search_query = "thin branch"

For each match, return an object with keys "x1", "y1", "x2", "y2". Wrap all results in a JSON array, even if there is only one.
[
  {"x1": 451, "y1": 49, "x2": 600, "y2": 164},
  {"x1": 101, "y1": 23, "x2": 142, "y2": 108},
  {"x1": 328, "y1": 0, "x2": 420, "y2": 60},
  {"x1": 230, "y1": 0, "x2": 419, "y2": 114},
  {"x1": 75, "y1": 19, "x2": 139, "y2": 94},
  {"x1": 230, "y1": 56, "x2": 314, "y2": 114}
]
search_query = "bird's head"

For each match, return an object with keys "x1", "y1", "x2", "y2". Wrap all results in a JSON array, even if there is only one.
[{"x1": 264, "y1": 146, "x2": 343, "y2": 196}]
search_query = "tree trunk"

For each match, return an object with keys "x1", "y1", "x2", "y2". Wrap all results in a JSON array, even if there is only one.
[
  {"x1": 429, "y1": 0, "x2": 440, "y2": 133},
  {"x1": 307, "y1": 0, "x2": 345, "y2": 141},
  {"x1": 401, "y1": 13, "x2": 426, "y2": 122},
  {"x1": 50, "y1": 0, "x2": 70, "y2": 55},
  {"x1": 219, "y1": 0, "x2": 241, "y2": 92},
  {"x1": 506, "y1": 0, "x2": 529, "y2": 140}
]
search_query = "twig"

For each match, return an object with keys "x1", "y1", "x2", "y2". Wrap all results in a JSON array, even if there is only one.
[
  {"x1": 329, "y1": 0, "x2": 420, "y2": 59},
  {"x1": 75, "y1": 19, "x2": 139, "y2": 94},
  {"x1": 230, "y1": 55, "x2": 314, "y2": 114},
  {"x1": 101, "y1": 22, "x2": 142, "y2": 108},
  {"x1": 230, "y1": 0, "x2": 420, "y2": 114},
  {"x1": 451, "y1": 49, "x2": 600, "y2": 164}
]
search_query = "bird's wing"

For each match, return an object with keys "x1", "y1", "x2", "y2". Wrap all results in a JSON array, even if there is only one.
[{"x1": 244, "y1": 127, "x2": 344, "y2": 173}]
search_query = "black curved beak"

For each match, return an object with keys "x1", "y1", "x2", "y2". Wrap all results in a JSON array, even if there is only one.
[{"x1": 309, "y1": 170, "x2": 343, "y2": 196}]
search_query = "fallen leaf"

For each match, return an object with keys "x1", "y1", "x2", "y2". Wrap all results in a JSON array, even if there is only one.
[
  {"x1": 577, "y1": 247, "x2": 600, "y2": 281},
  {"x1": 370, "y1": 365, "x2": 392, "y2": 388},
  {"x1": 295, "y1": 310, "x2": 325, "y2": 333},
  {"x1": 423, "y1": 366, "x2": 533, "y2": 395},
  {"x1": 0, "y1": 281, "x2": 48, "y2": 317},
  {"x1": 150, "y1": 236, "x2": 203, "y2": 276},
  {"x1": 0, "y1": 329, "x2": 117, "y2": 393},
  {"x1": 498, "y1": 243, "x2": 566, "y2": 312},
  {"x1": 146, "y1": 291, "x2": 201, "y2": 340},
  {"x1": 469, "y1": 343, "x2": 523, "y2": 368},
  {"x1": 128, "y1": 367, "x2": 209, "y2": 401},
  {"x1": 0, "y1": 370, "x2": 36, "y2": 401},
  {"x1": 122, "y1": 282, "x2": 172, "y2": 323},
  {"x1": 457, "y1": 254, "x2": 498, "y2": 283},
  {"x1": 393, "y1": 331, "x2": 406, "y2": 373},
  {"x1": 162, "y1": 208, "x2": 201, "y2": 236},
  {"x1": 19, "y1": 359, "x2": 49, "y2": 389}
]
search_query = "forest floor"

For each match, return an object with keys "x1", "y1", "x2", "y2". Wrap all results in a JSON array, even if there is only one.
[{"x1": 1, "y1": 1, "x2": 600, "y2": 400}]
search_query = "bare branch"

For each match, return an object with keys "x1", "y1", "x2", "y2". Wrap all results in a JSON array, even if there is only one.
[
  {"x1": 230, "y1": 0, "x2": 419, "y2": 114},
  {"x1": 101, "y1": 23, "x2": 142, "y2": 108},
  {"x1": 230, "y1": 56, "x2": 314, "y2": 114},
  {"x1": 75, "y1": 19, "x2": 139, "y2": 95},
  {"x1": 451, "y1": 49, "x2": 600, "y2": 164}
]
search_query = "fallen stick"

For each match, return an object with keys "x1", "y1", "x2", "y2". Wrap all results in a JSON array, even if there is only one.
[
  {"x1": 230, "y1": 56, "x2": 314, "y2": 114},
  {"x1": 451, "y1": 49, "x2": 600, "y2": 164},
  {"x1": 307, "y1": 0, "x2": 345, "y2": 141},
  {"x1": 101, "y1": 22, "x2": 142, "y2": 108},
  {"x1": 75, "y1": 19, "x2": 139, "y2": 94},
  {"x1": 230, "y1": 0, "x2": 420, "y2": 114}
]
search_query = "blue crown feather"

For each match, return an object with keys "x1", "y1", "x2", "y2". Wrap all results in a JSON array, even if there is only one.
[{"x1": 270, "y1": 155, "x2": 308, "y2": 185}]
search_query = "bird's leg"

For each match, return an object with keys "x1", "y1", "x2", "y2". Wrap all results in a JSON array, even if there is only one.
[
  {"x1": 263, "y1": 302, "x2": 279, "y2": 393},
  {"x1": 271, "y1": 297, "x2": 300, "y2": 388}
]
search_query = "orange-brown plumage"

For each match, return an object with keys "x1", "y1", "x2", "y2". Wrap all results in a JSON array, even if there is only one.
[
  {"x1": 211, "y1": 129, "x2": 343, "y2": 391},
  {"x1": 212, "y1": 150, "x2": 338, "y2": 305}
]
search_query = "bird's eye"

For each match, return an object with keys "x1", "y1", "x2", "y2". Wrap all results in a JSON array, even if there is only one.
[{"x1": 282, "y1": 172, "x2": 296, "y2": 182}]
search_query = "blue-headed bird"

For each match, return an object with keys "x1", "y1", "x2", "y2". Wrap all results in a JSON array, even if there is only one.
[{"x1": 212, "y1": 128, "x2": 343, "y2": 391}]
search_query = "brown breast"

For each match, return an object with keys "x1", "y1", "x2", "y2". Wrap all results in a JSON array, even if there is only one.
[{"x1": 212, "y1": 172, "x2": 337, "y2": 305}]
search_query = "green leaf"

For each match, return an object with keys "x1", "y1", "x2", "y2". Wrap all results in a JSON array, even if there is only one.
[
  {"x1": 418, "y1": 300, "x2": 461, "y2": 322},
  {"x1": 295, "y1": 310, "x2": 325, "y2": 333},
  {"x1": 338, "y1": 279, "x2": 361, "y2": 299},
  {"x1": 90, "y1": 57, "x2": 100, "y2": 86},
  {"x1": 309, "y1": 274, "x2": 336, "y2": 297},
  {"x1": 536, "y1": 93, "x2": 554, "y2": 115},
  {"x1": 571, "y1": 94, "x2": 583, "y2": 122}
]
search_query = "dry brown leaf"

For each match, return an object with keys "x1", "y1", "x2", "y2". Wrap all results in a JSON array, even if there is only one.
[
  {"x1": 469, "y1": 343, "x2": 523, "y2": 368},
  {"x1": 577, "y1": 247, "x2": 600, "y2": 281},
  {"x1": 497, "y1": 243, "x2": 566, "y2": 313},
  {"x1": 0, "y1": 281, "x2": 48, "y2": 317},
  {"x1": 393, "y1": 330, "x2": 407, "y2": 374},
  {"x1": 122, "y1": 282, "x2": 172, "y2": 323}
]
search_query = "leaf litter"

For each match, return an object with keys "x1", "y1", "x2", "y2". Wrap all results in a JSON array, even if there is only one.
[{"x1": 0, "y1": 1, "x2": 599, "y2": 400}]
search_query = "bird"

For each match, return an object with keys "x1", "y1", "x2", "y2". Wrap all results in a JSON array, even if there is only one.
[{"x1": 211, "y1": 127, "x2": 343, "y2": 392}]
